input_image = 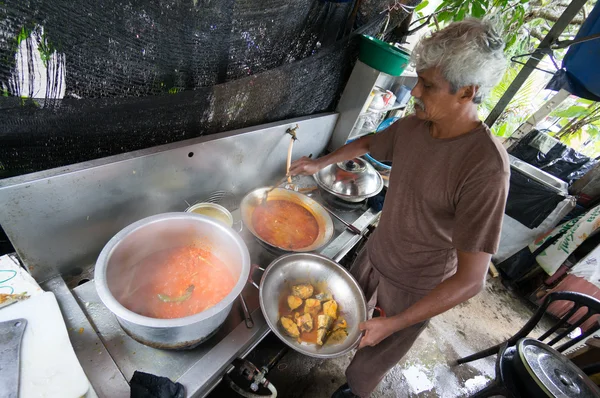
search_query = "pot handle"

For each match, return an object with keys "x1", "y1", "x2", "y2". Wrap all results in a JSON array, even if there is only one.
[
  {"x1": 232, "y1": 220, "x2": 244, "y2": 234},
  {"x1": 248, "y1": 264, "x2": 266, "y2": 289},
  {"x1": 367, "y1": 306, "x2": 386, "y2": 318}
]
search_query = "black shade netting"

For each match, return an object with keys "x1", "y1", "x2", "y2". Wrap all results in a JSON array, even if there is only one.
[{"x1": 0, "y1": 0, "x2": 394, "y2": 179}]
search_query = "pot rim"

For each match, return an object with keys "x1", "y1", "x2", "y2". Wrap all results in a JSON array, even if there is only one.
[{"x1": 94, "y1": 212, "x2": 251, "y2": 328}]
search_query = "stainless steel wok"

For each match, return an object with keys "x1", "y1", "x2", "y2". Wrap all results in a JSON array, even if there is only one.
[
  {"x1": 253, "y1": 253, "x2": 368, "y2": 358},
  {"x1": 240, "y1": 187, "x2": 334, "y2": 252}
]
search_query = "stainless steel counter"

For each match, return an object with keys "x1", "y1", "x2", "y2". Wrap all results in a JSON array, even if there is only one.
[{"x1": 44, "y1": 175, "x2": 380, "y2": 398}]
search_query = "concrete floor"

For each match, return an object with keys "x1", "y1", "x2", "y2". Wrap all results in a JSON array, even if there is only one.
[{"x1": 211, "y1": 277, "x2": 549, "y2": 398}]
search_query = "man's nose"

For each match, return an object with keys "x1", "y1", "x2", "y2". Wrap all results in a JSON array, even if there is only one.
[{"x1": 411, "y1": 83, "x2": 421, "y2": 98}]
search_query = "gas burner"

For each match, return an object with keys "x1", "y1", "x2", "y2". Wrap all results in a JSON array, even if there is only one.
[
  {"x1": 255, "y1": 239, "x2": 289, "y2": 258},
  {"x1": 320, "y1": 190, "x2": 367, "y2": 212}
]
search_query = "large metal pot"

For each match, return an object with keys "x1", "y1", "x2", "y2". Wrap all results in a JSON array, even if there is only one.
[
  {"x1": 253, "y1": 253, "x2": 369, "y2": 358},
  {"x1": 95, "y1": 213, "x2": 251, "y2": 350},
  {"x1": 240, "y1": 187, "x2": 334, "y2": 252}
]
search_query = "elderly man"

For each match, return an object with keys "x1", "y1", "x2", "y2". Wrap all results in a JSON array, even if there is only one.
[{"x1": 288, "y1": 19, "x2": 510, "y2": 397}]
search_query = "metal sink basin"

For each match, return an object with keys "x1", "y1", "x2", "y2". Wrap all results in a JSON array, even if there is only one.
[{"x1": 508, "y1": 154, "x2": 568, "y2": 194}]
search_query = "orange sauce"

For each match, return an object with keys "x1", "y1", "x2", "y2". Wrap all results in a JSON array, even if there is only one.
[
  {"x1": 252, "y1": 200, "x2": 319, "y2": 250},
  {"x1": 112, "y1": 246, "x2": 236, "y2": 319}
]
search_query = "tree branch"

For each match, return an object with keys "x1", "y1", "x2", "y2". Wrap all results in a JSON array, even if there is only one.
[
  {"x1": 528, "y1": 9, "x2": 585, "y2": 25},
  {"x1": 529, "y1": 28, "x2": 545, "y2": 42}
]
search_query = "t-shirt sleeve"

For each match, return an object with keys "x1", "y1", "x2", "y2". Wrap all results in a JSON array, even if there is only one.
[
  {"x1": 368, "y1": 121, "x2": 400, "y2": 162},
  {"x1": 452, "y1": 171, "x2": 509, "y2": 254}
]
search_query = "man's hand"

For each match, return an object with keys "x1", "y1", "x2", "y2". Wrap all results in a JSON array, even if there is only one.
[
  {"x1": 358, "y1": 318, "x2": 394, "y2": 348},
  {"x1": 288, "y1": 156, "x2": 323, "y2": 176}
]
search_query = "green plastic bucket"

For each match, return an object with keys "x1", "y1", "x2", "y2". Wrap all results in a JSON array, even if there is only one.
[{"x1": 358, "y1": 35, "x2": 411, "y2": 76}]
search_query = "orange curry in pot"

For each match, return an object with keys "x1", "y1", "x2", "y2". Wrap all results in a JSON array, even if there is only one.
[
  {"x1": 252, "y1": 200, "x2": 319, "y2": 250},
  {"x1": 112, "y1": 246, "x2": 236, "y2": 319}
]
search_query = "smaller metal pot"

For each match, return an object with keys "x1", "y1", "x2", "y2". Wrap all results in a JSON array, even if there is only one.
[
  {"x1": 185, "y1": 202, "x2": 234, "y2": 228},
  {"x1": 314, "y1": 157, "x2": 383, "y2": 203}
]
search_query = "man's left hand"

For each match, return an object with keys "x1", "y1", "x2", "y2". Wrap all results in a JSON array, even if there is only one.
[{"x1": 358, "y1": 318, "x2": 394, "y2": 348}]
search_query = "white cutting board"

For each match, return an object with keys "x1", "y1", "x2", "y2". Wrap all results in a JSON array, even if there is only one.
[{"x1": 0, "y1": 292, "x2": 89, "y2": 398}]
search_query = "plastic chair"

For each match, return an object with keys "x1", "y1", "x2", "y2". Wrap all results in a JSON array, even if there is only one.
[{"x1": 457, "y1": 291, "x2": 600, "y2": 397}]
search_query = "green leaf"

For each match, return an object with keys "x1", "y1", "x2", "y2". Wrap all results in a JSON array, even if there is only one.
[
  {"x1": 415, "y1": 0, "x2": 429, "y2": 12},
  {"x1": 552, "y1": 106, "x2": 588, "y2": 119},
  {"x1": 577, "y1": 98, "x2": 595, "y2": 106},
  {"x1": 495, "y1": 123, "x2": 508, "y2": 137},
  {"x1": 471, "y1": 2, "x2": 486, "y2": 18},
  {"x1": 587, "y1": 125, "x2": 600, "y2": 137},
  {"x1": 436, "y1": 11, "x2": 453, "y2": 23}
]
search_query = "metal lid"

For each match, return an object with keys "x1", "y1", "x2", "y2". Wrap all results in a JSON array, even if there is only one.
[
  {"x1": 314, "y1": 157, "x2": 383, "y2": 201},
  {"x1": 517, "y1": 338, "x2": 600, "y2": 398}
]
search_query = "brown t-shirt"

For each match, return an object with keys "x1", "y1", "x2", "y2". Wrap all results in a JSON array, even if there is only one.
[{"x1": 367, "y1": 115, "x2": 510, "y2": 295}]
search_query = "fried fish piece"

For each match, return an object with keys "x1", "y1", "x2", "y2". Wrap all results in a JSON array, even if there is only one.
[
  {"x1": 328, "y1": 328, "x2": 348, "y2": 344},
  {"x1": 280, "y1": 316, "x2": 300, "y2": 338},
  {"x1": 292, "y1": 283, "x2": 314, "y2": 299},
  {"x1": 317, "y1": 314, "x2": 334, "y2": 345},
  {"x1": 304, "y1": 298, "x2": 321, "y2": 314},
  {"x1": 323, "y1": 300, "x2": 338, "y2": 319},
  {"x1": 296, "y1": 313, "x2": 314, "y2": 333},
  {"x1": 334, "y1": 317, "x2": 347, "y2": 329},
  {"x1": 287, "y1": 295, "x2": 303, "y2": 310}
]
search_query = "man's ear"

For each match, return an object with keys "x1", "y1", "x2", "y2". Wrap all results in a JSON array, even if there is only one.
[{"x1": 458, "y1": 85, "x2": 479, "y2": 103}]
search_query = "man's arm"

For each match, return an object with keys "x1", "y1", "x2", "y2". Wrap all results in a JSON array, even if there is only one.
[
  {"x1": 358, "y1": 250, "x2": 490, "y2": 348},
  {"x1": 288, "y1": 135, "x2": 374, "y2": 176}
]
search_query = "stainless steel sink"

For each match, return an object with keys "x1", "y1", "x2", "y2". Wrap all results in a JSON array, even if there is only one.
[{"x1": 508, "y1": 154, "x2": 569, "y2": 194}]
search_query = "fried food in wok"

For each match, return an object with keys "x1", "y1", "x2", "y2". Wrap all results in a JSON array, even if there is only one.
[
  {"x1": 328, "y1": 327, "x2": 349, "y2": 344},
  {"x1": 287, "y1": 295, "x2": 303, "y2": 310},
  {"x1": 296, "y1": 313, "x2": 313, "y2": 333},
  {"x1": 323, "y1": 300, "x2": 338, "y2": 319},
  {"x1": 304, "y1": 298, "x2": 321, "y2": 314},
  {"x1": 292, "y1": 283, "x2": 314, "y2": 299},
  {"x1": 278, "y1": 283, "x2": 348, "y2": 346},
  {"x1": 317, "y1": 314, "x2": 334, "y2": 346},
  {"x1": 280, "y1": 316, "x2": 300, "y2": 338}
]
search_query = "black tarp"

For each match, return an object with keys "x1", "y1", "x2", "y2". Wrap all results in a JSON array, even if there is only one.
[
  {"x1": 505, "y1": 167, "x2": 566, "y2": 229},
  {"x1": 509, "y1": 130, "x2": 597, "y2": 186}
]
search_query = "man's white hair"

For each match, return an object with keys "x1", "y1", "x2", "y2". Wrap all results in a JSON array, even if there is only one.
[{"x1": 411, "y1": 18, "x2": 507, "y2": 104}]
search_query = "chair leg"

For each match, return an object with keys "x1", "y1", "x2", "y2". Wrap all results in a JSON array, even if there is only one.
[
  {"x1": 457, "y1": 344, "x2": 501, "y2": 365},
  {"x1": 469, "y1": 379, "x2": 508, "y2": 398}
]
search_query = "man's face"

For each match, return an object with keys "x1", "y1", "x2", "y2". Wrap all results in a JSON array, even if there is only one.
[{"x1": 410, "y1": 67, "x2": 471, "y2": 122}]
